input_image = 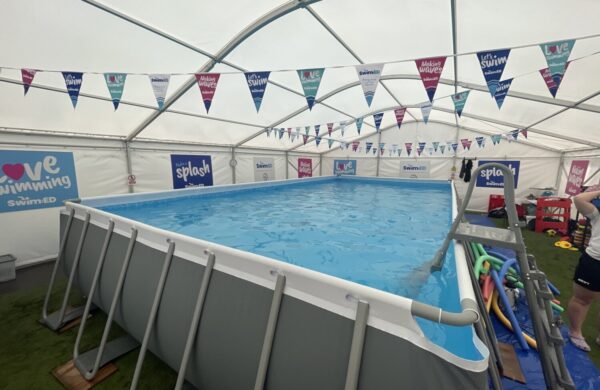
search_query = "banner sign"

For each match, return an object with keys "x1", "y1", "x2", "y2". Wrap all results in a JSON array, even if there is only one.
[
  {"x1": 461, "y1": 138, "x2": 472, "y2": 150},
  {"x1": 328, "y1": 138, "x2": 334, "y2": 148},
  {"x1": 415, "y1": 56, "x2": 446, "y2": 102},
  {"x1": 356, "y1": 117, "x2": 364, "y2": 134},
  {"x1": 491, "y1": 134, "x2": 502, "y2": 145},
  {"x1": 356, "y1": 63, "x2": 384, "y2": 106},
  {"x1": 253, "y1": 157, "x2": 275, "y2": 181},
  {"x1": 421, "y1": 102, "x2": 432, "y2": 124},
  {"x1": 21, "y1": 69, "x2": 37, "y2": 95},
  {"x1": 297, "y1": 68, "x2": 324, "y2": 110},
  {"x1": 352, "y1": 141, "x2": 360, "y2": 152},
  {"x1": 245, "y1": 71, "x2": 270, "y2": 112},
  {"x1": 400, "y1": 160, "x2": 431, "y2": 178},
  {"x1": 149, "y1": 74, "x2": 170, "y2": 110},
  {"x1": 373, "y1": 112, "x2": 384, "y2": 132},
  {"x1": 104, "y1": 73, "x2": 127, "y2": 110},
  {"x1": 314, "y1": 124, "x2": 320, "y2": 137},
  {"x1": 195, "y1": 73, "x2": 220, "y2": 113},
  {"x1": 417, "y1": 142, "x2": 426, "y2": 156},
  {"x1": 171, "y1": 154, "x2": 213, "y2": 189},
  {"x1": 476, "y1": 136, "x2": 485, "y2": 148},
  {"x1": 394, "y1": 107, "x2": 406, "y2": 129},
  {"x1": 315, "y1": 136, "x2": 322, "y2": 147},
  {"x1": 494, "y1": 78, "x2": 513, "y2": 109},
  {"x1": 540, "y1": 61, "x2": 571, "y2": 98},
  {"x1": 0, "y1": 150, "x2": 79, "y2": 212},
  {"x1": 452, "y1": 90, "x2": 470, "y2": 117},
  {"x1": 565, "y1": 160, "x2": 589, "y2": 196},
  {"x1": 334, "y1": 160, "x2": 356, "y2": 175},
  {"x1": 476, "y1": 49, "x2": 511, "y2": 96},
  {"x1": 476, "y1": 160, "x2": 520, "y2": 188},
  {"x1": 432, "y1": 141, "x2": 439, "y2": 152},
  {"x1": 540, "y1": 39, "x2": 575, "y2": 91},
  {"x1": 62, "y1": 72, "x2": 84, "y2": 108},
  {"x1": 451, "y1": 143, "x2": 458, "y2": 153},
  {"x1": 365, "y1": 142, "x2": 373, "y2": 154},
  {"x1": 521, "y1": 129, "x2": 528, "y2": 139},
  {"x1": 327, "y1": 122, "x2": 334, "y2": 136},
  {"x1": 298, "y1": 158, "x2": 313, "y2": 178}
]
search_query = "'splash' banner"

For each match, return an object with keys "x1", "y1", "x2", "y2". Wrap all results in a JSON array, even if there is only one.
[
  {"x1": 297, "y1": 68, "x2": 324, "y2": 110},
  {"x1": 415, "y1": 57, "x2": 446, "y2": 102},
  {"x1": 171, "y1": 154, "x2": 213, "y2": 189},
  {"x1": 297, "y1": 158, "x2": 313, "y2": 178},
  {"x1": 355, "y1": 63, "x2": 384, "y2": 107},
  {"x1": 245, "y1": 71, "x2": 270, "y2": 112},
  {"x1": 400, "y1": 160, "x2": 430, "y2": 178},
  {"x1": 565, "y1": 160, "x2": 589, "y2": 196},
  {"x1": 0, "y1": 150, "x2": 79, "y2": 212},
  {"x1": 334, "y1": 160, "x2": 356, "y2": 175},
  {"x1": 195, "y1": 73, "x2": 220, "y2": 113},
  {"x1": 253, "y1": 157, "x2": 275, "y2": 181},
  {"x1": 104, "y1": 73, "x2": 127, "y2": 110},
  {"x1": 476, "y1": 160, "x2": 520, "y2": 188},
  {"x1": 476, "y1": 49, "x2": 511, "y2": 96}
]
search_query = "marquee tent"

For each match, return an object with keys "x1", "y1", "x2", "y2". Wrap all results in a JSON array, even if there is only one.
[{"x1": 1, "y1": 0, "x2": 599, "y2": 266}]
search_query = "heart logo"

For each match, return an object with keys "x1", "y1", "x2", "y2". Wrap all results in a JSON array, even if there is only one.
[
  {"x1": 2, "y1": 163, "x2": 25, "y2": 181},
  {"x1": 549, "y1": 45, "x2": 557, "y2": 54}
]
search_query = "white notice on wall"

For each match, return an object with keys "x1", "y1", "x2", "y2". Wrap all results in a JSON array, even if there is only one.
[
  {"x1": 399, "y1": 160, "x2": 431, "y2": 178},
  {"x1": 253, "y1": 157, "x2": 275, "y2": 181}
]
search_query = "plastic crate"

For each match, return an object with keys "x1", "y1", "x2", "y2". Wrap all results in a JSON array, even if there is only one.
[
  {"x1": 488, "y1": 194, "x2": 505, "y2": 212},
  {"x1": 535, "y1": 197, "x2": 571, "y2": 233}
]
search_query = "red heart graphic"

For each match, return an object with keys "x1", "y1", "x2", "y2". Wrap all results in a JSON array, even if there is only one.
[
  {"x1": 549, "y1": 45, "x2": 557, "y2": 54},
  {"x1": 2, "y1": 163, "x2": 25, "y2": 181}
]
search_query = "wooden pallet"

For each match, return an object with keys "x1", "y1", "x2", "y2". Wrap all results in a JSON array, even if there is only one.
[{"x1": 52, "y1": 360, "x2": 117, "y2": 390}]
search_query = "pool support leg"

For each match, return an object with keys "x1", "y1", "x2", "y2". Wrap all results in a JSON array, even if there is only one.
[
  {"x1": 254, "y1": 273, "x2": 286, "y2": 390},
  {"x1": 74, "y1": 228, "x2": 141, "y2": 380},
  {"x1": 130, "y1": 240, "x2": 176, "y2": 390},
  {"x1": 41, "y1": 211, "x2": 90, "y2": 331},
  {"x1": 175, "y1": 250, "x2": 216, "y2": 390},
  {"x1": 344, "y1": 300, "x2": 369, "y2": 390}
]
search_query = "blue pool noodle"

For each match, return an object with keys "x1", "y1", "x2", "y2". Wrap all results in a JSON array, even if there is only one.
[{"x1": 490, "y1": 269, "x2": 529, "y2": 350}]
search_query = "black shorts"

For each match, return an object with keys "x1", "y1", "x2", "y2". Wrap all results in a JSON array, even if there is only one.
[{"x1": 573, "y1": 251, "x2": 600, "y2": 292}]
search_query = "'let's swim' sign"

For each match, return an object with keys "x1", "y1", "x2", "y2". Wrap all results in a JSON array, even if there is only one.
[{"x1": 0, "y1": 150, "x2": 79, "y2": 212}]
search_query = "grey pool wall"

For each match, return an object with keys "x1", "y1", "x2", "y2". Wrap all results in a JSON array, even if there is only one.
[{"x1": 60, "y1": 176, "x2": 488, "y2": 389}]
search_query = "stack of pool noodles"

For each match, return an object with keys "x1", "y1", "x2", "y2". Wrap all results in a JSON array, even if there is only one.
[{"x1": 471, "y1": 242, "x2": 563, "y2": 351}]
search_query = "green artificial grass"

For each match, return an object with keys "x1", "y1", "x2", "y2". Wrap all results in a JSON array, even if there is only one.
[
  {"x1": 0, "y1": 281, "x2": 176, "y2": 390},
  {"x1": 491, "y1": 217, "x2": 600, "y2": 368},
  {"x1": 0, "y1": 220, "x2": 598, "y2": 389}
]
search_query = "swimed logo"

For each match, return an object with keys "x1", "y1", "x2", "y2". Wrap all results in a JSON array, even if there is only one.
[
  {"x1": 171, "y1": 154, "x2": 214, "y2": 189},
  {"x1": 0, "y1": 150, "x2": 79, "y2": 212},
  {"x1": 476, "y1": 160, "x2": 520, "y2": 188}
]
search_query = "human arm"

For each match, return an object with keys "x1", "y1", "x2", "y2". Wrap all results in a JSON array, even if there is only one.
[{"x1": 573, "y1": 186, "x2": 600, "y2": 217}]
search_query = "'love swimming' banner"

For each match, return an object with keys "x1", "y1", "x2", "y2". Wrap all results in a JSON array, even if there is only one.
[
  {"x1": 297, "y1": 68, "x2": 324, "y2": 110},
  {"x1": 540, "y1": 39, "x2": 575, "y2": 93},
  {"x1": 0, "y1": 150, "x2": 79, "y2": 212}
]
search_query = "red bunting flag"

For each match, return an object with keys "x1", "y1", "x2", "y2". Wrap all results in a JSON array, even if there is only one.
[
  {"x1": 195, "y1": 73, "x2": 220, "y2": 113},
  {"x1": 415, "y1": 57, "x2": 446, "y2": 102},
  {"x1": 302, "y1": 134, "x2": 308, "y2": 145},
  {"x1": 327, "y1": 123, "x2": 334, "y2": 136},
  {"x1": 21, "y1": 69, "x2": 37, "y2": 95},
  {"x1": 394, "y1": 107, "x2": 406, "y2": 129}
]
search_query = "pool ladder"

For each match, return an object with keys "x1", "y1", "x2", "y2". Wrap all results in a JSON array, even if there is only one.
[{"x1": 431, "y1": 163, "x2": 575, "y2": 390}]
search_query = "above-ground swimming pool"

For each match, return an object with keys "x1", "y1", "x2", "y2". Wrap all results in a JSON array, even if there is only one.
[{"x1": 59, "y1": 176, "x2": 489, "y2": 389}]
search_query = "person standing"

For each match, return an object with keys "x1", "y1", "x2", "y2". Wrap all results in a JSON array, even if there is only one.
[{"x1": 567, "y1": 185, "x2": 600, "y2": 351}]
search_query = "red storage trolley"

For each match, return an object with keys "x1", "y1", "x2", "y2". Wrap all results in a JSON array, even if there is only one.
[{"x1": 535, "y1": 197, "x2": 571, "y2": 233}]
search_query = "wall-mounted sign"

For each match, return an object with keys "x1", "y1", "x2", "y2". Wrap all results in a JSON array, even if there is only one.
[
  {"x1": 298, "y1": 158, "x2": 312, "y2": 178},
  {"x1": 171, "y1": 154, "x2": 213, "y2": 189},
  {"x1": 476, "y1": 160, "x2": 520, "y2": 188},
  {"x1": 254, "y1": 157, "x2": 275, "y2": 181},
  {"x1": 0, "y1": 150, "x2": 79, "y2": 212},
  {"x1": 334, "y1": 160, "x2": 356, "y2": 175},
  {"x1": 565, "y1": 160, "x2": 589, "y2": 196},
  {"x1": 399, "y1": 160, "x2": 430, "y2": 178}
]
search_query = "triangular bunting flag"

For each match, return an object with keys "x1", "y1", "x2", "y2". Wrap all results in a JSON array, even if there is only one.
[
  {"x1": 356, "y1": 117, "x2": 364, "y2": 135},
  {"x1": 315, "y1": 136, "x2": 322, "y2": 147},
  {"x1": 440, "y1": 145, "x2": 446, "y2": 154},
  {"x1": 302, "y1": 134, "x2": 308, "y2": 145},
  {"x1": 305, "y1": 126, "x2": 311, "y2": 136},
  {"x1": 278, "y1": 128, "x2": 285, "y2": 140},
  {"x1": 104, "y1": 73, "x2": 127, "y2": 110},
  {"x1": 62, "y1": 71, "x2": 84, "y2": 109},
  {"x1": 421, "y1": 103, "x2": 433, "y2": 124},
  {"x1": 405, "y1": 143, "x2": 413, "y2": 156},
  {"x1": 291, "y1": 133, "x2": 296, "y2": 142},
  {"x1": 415, "y1": 56, "x2": 446, "y2": 102},
  {"x1": 392, "y1": 144, "x2": 398, "y2": 155},
  {"x1": 398, "y1": 148, "x2": 402, "y2": 157},
  {"x1": 394, "y1": 107, "x2": 406, "y2": 129},
  {"x1": 365, "y1": 142, "x2": 373, "y2": 154},
  {"x1": 475, "y1": 136, "x2": 485, "y2": 148},
  {"x1": 352, "y1": 141, "x2": 360, "y2": 152},
  {"x1": 297, "y1": 68, "x2": 324, "y2": 110},
  {"x1": 314, "y1": 124, "x2": 320, "y2": 137},
  {"x1": 373, "y1": 112, "x2": 384, "y2": 132},
  {"x1": 328, "y1": 138, "x2": 334, "y2": 149},
  {"x1": 379, "y1": 143, "x2": 385, "y2": 155},
  {"x1": 417, "y1": 142, "x2": 426, "y2": 156},
  {"x1": 287, "y1": 128, "x2": 292, "y2": 138},
  {"x1": 340, "y1": 121, "x2": 347, "y2": 136},
  {"x1": 491, "y1": 134, "x2": 502, "y2": 145},
  {"x1": 510, "y1": 129, "x2": 520, "y2": 140},
  {"x1": 540, "y1": 39, "x2": 575, "y2": 92},
  {"x1": 432, "y1": 141, "x2": 439, "y2": 152},
  {"x1": 266, "y1": 128, "x2": 272, "y2": 137},
  {"x1": 451, "y1": 143, "x2": 458, "y2": 153},
  {"x1": 327, "y1": 122, "x2": 334, "y2": 136},
  {"x1": 427, "y1": 147, "x2": 434, "y2": 155},
  {"x1": 244, "y1": 71, "x2": 270, "y2": 112},
  {"x1": 372, "y1": 147, "x2": 378, "y2": 155},
  {"x1": 21, "y1": 69, "x2": 36, "y2": 95},
  {"x1": 451, "y1": 90, "x2": 470, "y2": 117},
  {"x1": 195, "y1": 73, "x2": 220, "y2": 113},
  {"x1": 461, "y1": 139, "x2": 472, "y2": 151},
  {"x1": 149, "y1": 74, "x2": 170, "y2": 110},
  {"x1": 521, "y1": 129, "x2": 528, "y2": 139},
  {"x1": 539, "y1": 62, "x2": 570, "y2": 98},
  {"x1": 476, "y1": 49, "x2": 511, "y2": 96},
  {"x1": 355, "y1": 63, "x2": 384, "y2": 106},
  {"x1": 494, "y1": 78, "x2": 513, "y2": 109}
]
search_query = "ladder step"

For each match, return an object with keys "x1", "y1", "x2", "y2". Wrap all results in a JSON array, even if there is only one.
[
  {"x1": 453, "y1": 223, "x2": 521, "y2": 250},
  {"x1": 40, "y1": 306, "x2": 86, "y2": 331},
  {"x1": 74, "y1": 334, "x2": 139, "y2": 375}
]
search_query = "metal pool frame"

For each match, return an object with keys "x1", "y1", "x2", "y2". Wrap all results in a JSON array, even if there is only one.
[{"x1": 44, "y1": 176, "x2": 489, "y2": 389}]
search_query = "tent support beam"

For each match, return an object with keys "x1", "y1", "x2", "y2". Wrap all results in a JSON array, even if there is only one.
[
  {"x1": 450, "y1": 0, "x2": 460, "y2": 178},
  {"x1": 554, "y1": 152, "x2": 565, "y2": 193},
  {"x1": 81, "y1": 0, "x2": 323, "y2": 142},
  {"x1": 231, "y1": 147, "x2": 237, "y2": 184},
  {"x1": 125, "y1": 142, "x2": 134, "y2": 193}
]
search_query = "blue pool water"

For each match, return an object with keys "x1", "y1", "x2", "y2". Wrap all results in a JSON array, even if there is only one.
[{"x1": 100, "y1": 178, "x2": 482, "y2": 360}]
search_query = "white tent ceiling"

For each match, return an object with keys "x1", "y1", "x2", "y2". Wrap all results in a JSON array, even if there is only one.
[{"x1": 1, "y1": 0, "x2": 600, "y2": 154}]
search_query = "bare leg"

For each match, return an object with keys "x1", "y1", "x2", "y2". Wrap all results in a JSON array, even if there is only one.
[{"x1": 567, "y1": 283, "x2": 599, "y2": 338}]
